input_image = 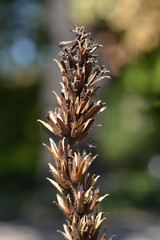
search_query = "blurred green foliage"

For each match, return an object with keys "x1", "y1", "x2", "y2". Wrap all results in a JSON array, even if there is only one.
[
  {"x1": 0, "y1": 0, "x2": 49, "y2": 219},
  {"x1": 0, "y1": 83, "x2": 41, "y2": 219},
  {"x1": 0, "y1": 85, "x2": 40, "y2": 180},
  {"x1": 100, "y1": 48, "x2": 160, "y2": 162},
  {"x1": 98, "y1": 49, "x2": 160, "y2": 210}
]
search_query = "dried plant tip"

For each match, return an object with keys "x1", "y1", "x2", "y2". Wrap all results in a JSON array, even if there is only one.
[{"x1": 38, "y1": 25, "x2": 112, "y2": 240}]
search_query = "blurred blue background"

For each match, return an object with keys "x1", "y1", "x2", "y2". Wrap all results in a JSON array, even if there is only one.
[{"x1": 0, "y1": 0, "x2": 160, "y2": 239}]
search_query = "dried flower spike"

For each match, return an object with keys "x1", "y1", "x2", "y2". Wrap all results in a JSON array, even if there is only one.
[{"x1": 38, "y1": 25, "x2": 113, "y2": 240}]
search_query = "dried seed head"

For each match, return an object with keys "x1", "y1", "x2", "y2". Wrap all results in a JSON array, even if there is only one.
[
  {"x1": 38, "y1": 25, "x2": 112, "y2": 240},
  {"x1": 39, "y1": 25, "x2": 110, "y2": 146}
]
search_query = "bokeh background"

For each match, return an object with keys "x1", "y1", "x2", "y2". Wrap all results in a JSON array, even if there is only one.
[{"x1": 0, "y1": 0, "x2": 160, "y2": 239}]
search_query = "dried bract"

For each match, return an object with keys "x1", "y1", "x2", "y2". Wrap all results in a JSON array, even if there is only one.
[{"x1": 38, "y1": 25, "x2": 113, "y2": 240}]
